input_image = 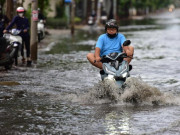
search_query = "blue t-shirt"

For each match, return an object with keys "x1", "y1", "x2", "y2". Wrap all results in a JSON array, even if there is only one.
[{"x1": 96, "y1": 33, "x2": 126, "y2": 57}]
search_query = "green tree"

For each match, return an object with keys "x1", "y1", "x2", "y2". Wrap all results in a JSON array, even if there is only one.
[
  {"x1": 38, "y1": 0, "x2": 50, "y2": 17},
  {"x1": 0, "y1": 0, "x2": 5, "y2": 14},
  {"x1": 0, "y1": 0, "x2": 5, "y2": 6},
  {"x1": 117, "y1": 0, "x2": 175, "y2": 18}
]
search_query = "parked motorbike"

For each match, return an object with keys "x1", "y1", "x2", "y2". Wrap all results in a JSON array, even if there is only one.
[
  {"x1": 37, "y1": 19, "x2": 45, "y2": 42},
  {"x1": 0, "y1": 38, "x2": 15, "y2": 70},
  {"x1": 99, "y1": 40, "x2": 132, "y2": 93},
  {"x1": 3, "y1": 29, "x2": 22, "y2": 67}
]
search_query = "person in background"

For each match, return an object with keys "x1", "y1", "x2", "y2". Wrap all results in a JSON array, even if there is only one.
[
  {"x1": 101, "y1": 10, "x2": 107, "y2": 25},
  {"x1": 87, "y1": 19, "x2": 134, "y2": 71},
  {"x1": 0, "y1": 5, "x2": 9, "y2": 58},
  {"x1": 38, "y1": 8, "x2": 46, "y2": 23},
  {"x1": 4, "y1": 7, "x2": 31, "y2": 67},
  {"x1": 0, "y1": 5, "x2": 9, "y2": 37}
]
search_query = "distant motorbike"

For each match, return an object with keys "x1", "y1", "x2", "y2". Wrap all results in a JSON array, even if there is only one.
[
  {"x1": 99, "y1": 40, "x2": 132, "y2": 93},
  {"x1": 37, "y1": 19, "x2": 45, "y2": 42},
  {"x1": 3, "y1": 29, "x2": 22, "y2": 66},
  {"x1": 88, "y1": 16, "x2": 95, "y2": 26}
]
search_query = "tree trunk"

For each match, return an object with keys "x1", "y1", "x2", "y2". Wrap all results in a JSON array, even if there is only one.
[
  {"x1": 71, "y1": 0, "x2": 75, "y2": 36},
  {"x1": 113, "y1": 0, "x2": 117, "y2": 20},
  {"x1": 108, "y1": 0, "x2": 113, "y2": 20},
  {"x1": 30, "y1": 0, "x2": 38, "y2": 62},
  {"x1": 6, "y1": 0, "x2": 13, "y2": 20},
  {"x1": 96, "y1": 0, "x2": 101, "y2": 25}
]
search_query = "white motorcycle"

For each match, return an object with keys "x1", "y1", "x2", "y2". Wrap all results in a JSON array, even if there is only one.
[
  {"x1": 37, "y1": 19, "x2": 45, "y2": 42},
  {"x1": 3, "y1": 29, "x2": 22, "y2": 66}
]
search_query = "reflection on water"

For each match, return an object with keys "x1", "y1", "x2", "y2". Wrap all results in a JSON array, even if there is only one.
[
  {"x1": 1, "y1": 9, "x2": 180, "y2": 134},
  {"x1": 104, "y1": 111, "x2": 130, "y2": 135}
]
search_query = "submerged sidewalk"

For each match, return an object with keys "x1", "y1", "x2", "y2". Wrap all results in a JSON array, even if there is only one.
[{"x1": 38, "y1": 28, "x2": 71, "y2": 51}]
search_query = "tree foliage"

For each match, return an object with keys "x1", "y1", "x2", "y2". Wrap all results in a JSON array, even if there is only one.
[
  {"x1": 117, "y1": 0, "x2": 174, "y2": 17},
  {"x1": 38, "y1": 0, "x2": 50, "y2": 17},
  {"x1": 0, "y1": 0, "x2": 6, "y2": 12}
]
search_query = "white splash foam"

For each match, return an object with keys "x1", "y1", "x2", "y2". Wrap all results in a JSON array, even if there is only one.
[
  {"x1": 121, "y1": 77, "x2": 180, "y2": 105},
  {"x1": 79, "y1": 77, "x2": 180, "y2": 105},
  {"x1": 52, "y1": 77, "x2": 180, "y2": 106}
]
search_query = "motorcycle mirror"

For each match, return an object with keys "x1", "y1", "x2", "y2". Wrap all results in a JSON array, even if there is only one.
[{"x1": 123, "y1": 40, "x2": 131, "y2": 46}]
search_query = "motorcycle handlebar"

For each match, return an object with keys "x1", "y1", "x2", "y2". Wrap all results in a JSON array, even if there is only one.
[
  {"x1": 100, "y1": 53, "x2": 127, "y2": 63},
  {"x1": 94, "y1": 52, "x2": 133, "y2": 63}
]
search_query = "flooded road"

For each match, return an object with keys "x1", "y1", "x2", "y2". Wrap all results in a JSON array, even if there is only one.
[{"x1": 0, "y1": 9, "x2": 180, "y2": 134}]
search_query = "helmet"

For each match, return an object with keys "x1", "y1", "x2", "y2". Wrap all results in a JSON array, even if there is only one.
[
  {"x1": 105, "y1": 19, "x2": 118, "y2": 32},
  {"x1": 16, "y1": 7, "x2": 25, "y2": 12}
]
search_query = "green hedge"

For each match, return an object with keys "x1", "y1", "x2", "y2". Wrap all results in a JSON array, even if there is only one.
[
  {"x1": 46, "y1": 17, "x2": 82, "y2": 29},
  {"x1": 46, "y1": 18, "x2": 68, "y2": 29}
]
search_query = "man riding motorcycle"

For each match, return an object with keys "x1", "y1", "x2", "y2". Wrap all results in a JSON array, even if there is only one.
[{"x1": 87, "y1": 19, "x2": 134, "y2": 71}]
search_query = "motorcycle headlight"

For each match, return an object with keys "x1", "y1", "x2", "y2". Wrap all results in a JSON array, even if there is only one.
[
  {"x1": 104, "y1": 66, "x2": 116, "y2": 76},
  {"x1": 122, "y1": 72, "x2": 128, "y2": 78},
  {"x1": 13, "y1": 43, "x2": 18, "y2": 47},
  {"x1": 105, "y1": 74, "x2": 116, "y2": 81}
]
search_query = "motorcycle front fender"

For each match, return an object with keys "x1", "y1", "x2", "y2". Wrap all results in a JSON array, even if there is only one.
[
  {"x1": 9, "y1": 35, "x2": 22, "y2": 44},
  {"x1": 9, "y1": 48, "x2": 18, "y2": 58},
  {"x1": 116, "y1": 60, "x2": 129, "y2": 77}
]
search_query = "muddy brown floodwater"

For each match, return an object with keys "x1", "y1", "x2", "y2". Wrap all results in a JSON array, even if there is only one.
[{"x1": 0, "y1": 9, "x2": 180, "y2": 135}]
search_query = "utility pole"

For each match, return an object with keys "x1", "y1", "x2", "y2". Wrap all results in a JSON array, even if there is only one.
[
  {"x1": 113, "y1": 0, "x2": 117, "y2": 20},
  {"x1": 6, "y1": 0, "x2": 13, "y2": 20},
  {"x1": 83, "y1": 0, "x2": 87, "y2": 21},
  {"x1": 65, "y1": 3, "x2": 70, "y2": 27},
  {"x1": 13, "y1": 0, "x2": 17, "y2": 17},
  {"x1": 96, "y1": 0, "x2": 102, "y2": 25},
  {"x1": 70, "y1": 0, "x2": 75, "y2": 36},
  {"x1": 30, "y1": 0, "x2": 38, "y2": 63}
]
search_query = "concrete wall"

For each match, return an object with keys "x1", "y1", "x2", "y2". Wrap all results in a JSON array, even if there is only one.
[
  {"x1": 22, "y1": 0, "x2": 59, "y2": 17},
  {"x1": 46, "y1": 0, "x2": 58, "y2": 17}
]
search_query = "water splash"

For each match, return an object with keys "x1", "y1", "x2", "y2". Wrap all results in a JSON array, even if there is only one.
[
  {"x1": 81, "y1": 77, "x2": 180, "y2": 105},
  {"x1": 79, "y1": 79, "x2": 121, "y2": 104},
  {"x1": 121, "y1": 77, "x2": 179, "y2": 105}
]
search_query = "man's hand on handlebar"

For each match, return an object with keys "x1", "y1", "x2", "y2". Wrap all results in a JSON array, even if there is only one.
[
  {"x1": 23, "y1": 29, "x2": 28, "y2": 33},
  {"x1": 3, "y1": 30, "x2": 7, "y2": 33},
  {"x1": 94, "y1": 56, "x2": 101, "y2": 63}
]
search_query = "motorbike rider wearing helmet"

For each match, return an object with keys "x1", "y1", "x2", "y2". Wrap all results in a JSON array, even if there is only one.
[
  {"x1": 3, "y1": 7, "x2": 31, "y2": 66},
  {"x1": 38, "y1": 8, "x2": 46, "y2": 22},
  {"x1": 87, "y1": 19, "x2": 134, "y2": 69},
  {"x1": 0, "y1": 5, "x2": 9, "y2": 57}
]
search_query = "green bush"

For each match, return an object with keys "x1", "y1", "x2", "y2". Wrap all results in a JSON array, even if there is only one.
[
  {"x1": 74, "y1": 17, "x2": 82, "y2": 24},
  {"x1": 46, "y1": 18, "x2": 68, "y2": 29}
]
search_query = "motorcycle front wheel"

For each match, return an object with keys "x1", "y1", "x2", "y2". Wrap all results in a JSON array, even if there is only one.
[{"x1": 38, "y1": 32, "x2": 43, "y2": 42}]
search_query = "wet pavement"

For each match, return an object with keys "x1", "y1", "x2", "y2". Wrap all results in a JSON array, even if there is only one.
[{"x1": 0, "y1": 9, "x2": 180, "y2": 135}]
